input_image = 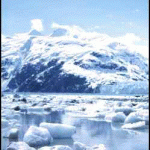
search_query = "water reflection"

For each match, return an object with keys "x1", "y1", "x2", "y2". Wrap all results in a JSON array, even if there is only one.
[
  {"x1": 2, "y1": 111, "x2": 149, "y2": 150},
  {"x1": 71, "y1": 118, "x2": 148, "y2": 150},
  {"x1": 51, "y1": 138, "x2": 74, "y2": 147},
  {"x1": 2, "y1": 111, "x2": 63, "y2": 150},
  {"x1": 19, "y1": 111, "x2": 62, "y2": 139}
]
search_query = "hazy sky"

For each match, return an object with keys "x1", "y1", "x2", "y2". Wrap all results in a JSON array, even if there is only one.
[{"x1": 2, "y1": 0, "x2": 148, "y2": 41}]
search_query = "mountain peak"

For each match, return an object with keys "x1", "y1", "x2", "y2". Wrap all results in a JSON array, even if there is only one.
[
  {"x1": 28, "y1": 29, "x2": 42, "y2": 36},
  {"x1": 51, "y1": 28, "x2": 67, "y2": 37},
  {"x1": 1, "y1": 30, "x2": 148, "y2": 94}
]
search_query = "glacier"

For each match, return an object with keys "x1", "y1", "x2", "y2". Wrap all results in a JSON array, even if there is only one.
[{"x1": 1, "y1": 25, "x2": 148, "y2": 94}]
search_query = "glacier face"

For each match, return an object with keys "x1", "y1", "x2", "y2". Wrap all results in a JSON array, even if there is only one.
[{"x1": 1, "y1": 28, "x2": 148, "y2": 94}]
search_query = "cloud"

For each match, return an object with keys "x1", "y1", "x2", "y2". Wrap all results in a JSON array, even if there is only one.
[
  {"x1": 2, "y1": 34, "x2": 5, "y2": 39},
  {"x1": 2, "y1": 34, "x2": 6, "y2": 42},
  {"x1": 87, "y1": 25, "x2": 102, "y2": 31},
  {"x1": 50, "y1": 23, "x2": 148, "y2": 58},
  {"x1": 51, "y1": 22, "x2": 107, "y2": 40},
  {"x1": 116, "y1": 33, "x2": 141, "y2": 45},
  {"x1": 135, "y1": 9, "x2": 140, "y2": 12},
  {"x1": 51, "y1": 22, "x2": 84, "y2": 36},
  {"x1": 31, "y1": 19, "x2": 43, "y2": 31},
  {"x1": 133, "y1": 9, "x2": 140, "y2": 13},
  {"x1": 115, "y1": 33, "x2": 148, "y2": 58}
]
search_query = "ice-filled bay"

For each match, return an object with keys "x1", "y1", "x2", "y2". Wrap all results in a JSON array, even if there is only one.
[{"x1": 1, "y1": 93, "x2": 149, "y2": 150}]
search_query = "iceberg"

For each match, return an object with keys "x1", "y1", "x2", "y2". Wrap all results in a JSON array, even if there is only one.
[
  {"x1": 122, "y1": 121, "x2": 146, "y2": 130},
  {"x1": 112, "y1": 112, "x2": 126, "y2": 123},
  {"x1": 23, "y1": 126, "x2": 53, "y2": 147},
  {"x1": 40, "y1": 122, "x2": 76, "y2": 138},
  {"x1": 7, "y1": 142, "x2": 36, "y2": 150}
]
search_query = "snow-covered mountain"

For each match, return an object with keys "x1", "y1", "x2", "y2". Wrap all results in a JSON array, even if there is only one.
[{"x1": 1, "y1": 27, "x2": 148, "y2": 94}]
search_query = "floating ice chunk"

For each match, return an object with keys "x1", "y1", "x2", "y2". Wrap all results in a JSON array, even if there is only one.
[
  {"x1": 122, "y1": 101, "x2": 133, "y2": 107},
  {"x1": 73, "y1": 142, "x2": 87, "y2": 150},
  {"x1": 122, "y1": 121, "x2": 146, "y2": 129},
  {"x1": 115, "y1": 107, "x2": 134, "y2": 116},
  {"x1": 2, "y1": 118, "x2": 9, "y2": 128},
  {"x1": 115, "y1": 101, "x2": 123, "y2": 107},
  {"x1": 125, "y1": 112, "x2": 143, "y2": 124},
  {"x1": 112, "y1": 112, "x2": 126, "y2": 123},
  {"x1": 37, "y1": 146, "x2": 51, "y2": 150},
  {"x1": 38, "y1": 145, "x2": 73, "y2": 150},
  {"x1": 143, "y1": 115, "x2": 149, "y2": 125},
  {"x1": 135, "y1": 103, "x2": 149, "y2": 109},
  {"x1": 23, "y1": 126, "x2": 53, "y2": 147},
  {"x1": 2, "y1": 128, "x2": 9, "y2": 138},
  {"x1": 13, "y1": 93, "x2": 21, "y2": 98},
  {"x1": 9, "y1": 119, "x2": 20, "y2": 128},
  {"x1": 7, "y1": 141, "x2": 36, "y2": 150},
  {"x1": 8, "y1": 128, "x2": 19, "y2": 139},
  {"x1": 38, "y1": 146, "x2": 51, "y2": 150},
  {"x1": 40, "y1": 122, "x2": 76, "y2": 138},
  {"x1": 136, "y1": 109, "x2": 149, "y2": 125},
  {"x1": 104, "y1": 112, "x2": 116, "y2": 122},
  {"x1": 95, "y1": 112, "x2": 106, "y2": 119},
  {"x1": 52, "y1": 145, "x2": 73, "y2": 150},
  {"x1": 92, "y1": 144, "x2": 106, "y2": 150},
  {"x1": 27, "y1": 106, "x2": 45, "y2": 114}
]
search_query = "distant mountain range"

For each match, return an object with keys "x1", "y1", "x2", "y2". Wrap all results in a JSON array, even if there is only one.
[{"x1": 1, "y1": 28, "x2": 148, "y2": 94}]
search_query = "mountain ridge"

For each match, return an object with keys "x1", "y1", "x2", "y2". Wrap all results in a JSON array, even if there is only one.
[{"x1": 2, "y1": 29, "x2": 148, "y2": 94}]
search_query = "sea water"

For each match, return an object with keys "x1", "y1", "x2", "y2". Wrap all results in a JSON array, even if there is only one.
[{"x1": 1, "y1": 93, "x2": 149, "y2": 150}]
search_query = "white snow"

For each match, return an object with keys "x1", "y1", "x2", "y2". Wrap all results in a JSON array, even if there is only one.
[
  {"x1": 1, "y1": 23, "x2": 148, "y2": 94},
  {"x1": 40, "y1": 122, "x2": 76, "y2": 138}
]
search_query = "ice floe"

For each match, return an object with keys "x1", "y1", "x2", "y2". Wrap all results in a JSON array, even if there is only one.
[
  {"x1": 40, "y1": 122, "x2": 76, "y2": 138},
  {"x1": 114, "y1": 107, "x2": 134, "y2": 116},
  {"x1": 8, "y1": 128, "x2": 19, "y2": 139},
  {"x1": 23, "y1": 126, "x2": 53, "y2": 147},
  {"x1": 73, "y1": 141, "x2": 87, "y2": 150},
  {"x1": 92, "y1": 144, "x2": 106, "y2": 150},
  {"x1": 122, "y1": 121, "x2": 146, "y2": 130},
  {"x1": 27, "y1": 106, "x2": 45, "y2": 114},
  {"x1": 112, "y1": 112, "x2": 126, "y2": 123},
  {"x1": 124, "y1": 112, "x2": 143, "y2": 124},
  {"x1": 7, "y1": 141, "x2": 36, "y2": 150},
  {"x1": 2, "y1": 118, "x2": 9, "y2": 128},
  {"x1": 1, "y1": 94, "x2": 149, "y2": 150},
  {"x1": 134, "y1": 103, "x2": 149, "y2": 109},
  {"x1": 38, "y1": 145, "x2": 73, "y2": 150}
]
